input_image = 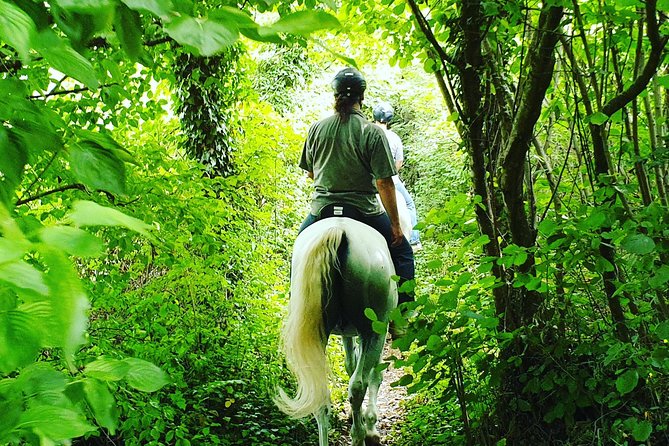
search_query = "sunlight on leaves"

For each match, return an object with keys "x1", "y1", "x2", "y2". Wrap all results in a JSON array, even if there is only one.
[{"x1": 67, "y1": 200, "x2": 153, "y2": 238}]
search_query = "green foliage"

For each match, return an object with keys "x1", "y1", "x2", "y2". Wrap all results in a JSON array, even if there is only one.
[
  {"x1": 0, "y1": 0, "x2": 344, "y2": 443},
  {"x1": 394, "y1": 183, "x2": 669, "y2": 444},
  {"x1": 68, "y1": 100, "x2": 310, "y2": 444},
  {"x1": 0, "y1": 198, "x2": 167, "y2": 444},
  {"x1": 2, "y1": 0, "x2": 668, "y2": 444},
  {"x1": 252, "y1": 43, "x2": 314, "y2": 115},
  {"x1": 333, "y1": 0, "x2": 669, "y2": 443}
]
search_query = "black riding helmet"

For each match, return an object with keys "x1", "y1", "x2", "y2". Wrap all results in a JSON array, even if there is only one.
[
  {"x1": 373, "y1": 102, "x2": 394, "y2": 123},
  {"x1": 332, "y1": 67, "x2": 366, "y2": 98}
]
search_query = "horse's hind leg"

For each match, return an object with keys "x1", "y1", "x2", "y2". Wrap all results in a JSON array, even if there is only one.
[
  {"x1": 363, "y1": 364, "x2": 383, "y2": 446},
  {"x1": 349, "y1": 333, "x2": 385, "y2": 446},
  {"x1": 342, "y1": 336, "x2": 358, "y2": 377},
  {"x1": 315, "y1": 404, "x2": 330, "y2": 446}
]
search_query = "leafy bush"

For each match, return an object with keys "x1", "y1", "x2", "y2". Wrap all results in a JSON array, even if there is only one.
[{"x1": 69, "y1": 101, "x2": 318, "y2": 444}]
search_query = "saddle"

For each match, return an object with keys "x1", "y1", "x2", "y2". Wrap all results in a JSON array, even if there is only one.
[{"x1": 317, "y1": 203, "x2": 364, "y2": 221}]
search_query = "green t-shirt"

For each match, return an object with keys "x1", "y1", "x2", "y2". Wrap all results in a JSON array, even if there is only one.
[{"x1": 299, "y1": 110, "x2": 397, "y2": 216}]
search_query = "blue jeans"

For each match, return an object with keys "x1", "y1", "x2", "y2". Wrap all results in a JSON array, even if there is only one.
[
  {"x1": 394, "y1": 179, "x2": 420, "y2": 244},
  {"x1": 299, "y1": 211, "x2": 415, "y2": 304}
]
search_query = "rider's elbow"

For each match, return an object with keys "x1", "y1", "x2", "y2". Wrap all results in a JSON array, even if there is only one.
[{"x1": 376, "y1": 177, "x2": 394, "y2": 190}]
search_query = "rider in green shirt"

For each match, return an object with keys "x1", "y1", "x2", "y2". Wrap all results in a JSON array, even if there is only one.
[{"x1": 298, "y1": 67, "x2": 415, "y2": 307}]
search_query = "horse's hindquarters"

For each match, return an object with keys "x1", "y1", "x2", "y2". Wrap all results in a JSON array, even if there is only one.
[
  {"x1": 283, "y1": 217, "x2": 399, "y2": 446},
  {"x1": 305, "y1": 218, "x2": 398, "y2": 336}
]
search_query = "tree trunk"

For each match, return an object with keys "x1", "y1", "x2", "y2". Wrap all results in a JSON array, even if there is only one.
[{"x1": 498, "y1": 5, "x2": 563, "y2": 325}]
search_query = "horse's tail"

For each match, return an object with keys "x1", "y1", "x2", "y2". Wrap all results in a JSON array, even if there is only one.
[{"x1": 275, "y1": 226, "x2": 345, "y2": 419}]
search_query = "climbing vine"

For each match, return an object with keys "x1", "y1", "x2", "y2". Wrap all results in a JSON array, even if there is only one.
[{"x1": 174, "y1": 45, "x2": 247, "y2": 177}]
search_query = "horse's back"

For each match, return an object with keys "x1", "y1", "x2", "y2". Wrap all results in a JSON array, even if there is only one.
[{"x1": 293, "y1": 217, "x2": 398, "y2": 336}]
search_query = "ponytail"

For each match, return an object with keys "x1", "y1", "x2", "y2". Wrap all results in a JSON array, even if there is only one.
[{"x1": 334, "y1": 94, "x2": 362, "y2": 122}]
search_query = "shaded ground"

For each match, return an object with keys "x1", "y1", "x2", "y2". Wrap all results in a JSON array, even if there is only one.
[{"x1": 334, "y1": 342, "x2": 409, "y2": 446}]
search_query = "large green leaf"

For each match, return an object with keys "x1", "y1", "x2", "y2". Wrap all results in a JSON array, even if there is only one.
[
  {"x1": 426, "y1": 334, "x2": 443, "y2": 351},
  {"x1": 0, "y1": 79, "x2": 29, "y2": 118},
  {"x1": 209, "y1": 7, "x2": 257, "y2": 29},
  {"x1": 84, "y1": 379, "x2": 118, "y2": 433},
  {"x1": 0, "y1": 288, "x2": 17, "y2": 312},
  {"x1": 19, "y1": 405, "x2": 95, "y2": 440},
  {"x1": 54, "y1": 0, "x2": 115, "y2": 13},
  {"x1": 33, "y1": 29, "x2": 99, "y2": 90},
  {"x1": 210, "y1": 8, "x2": 282, "y2": 43},
  {"x1": 40, "y1": 249, "x2": 89, "y2": 367},
  {"x1": 259, "y1": 10, "x2": 340, "y2": 36},
  {"x1": 39, "y1": 226, "x2": 103, "y2": 258},
  {"x1": 615, "y1": 369, "x2": 639, "y2": 395},
  {"x1": 68, "y1": 142, "x2": 127, "y2": 195},
  {"x1": 165, "y1": 15, "x2": 239, "y2": 57},
  {"x1": 75, "y1": 129, "x2": 135, "y2": 164},
  {"x1": 67, "y1": 200, "x2": 153, "y2": 238},
  {"x1": 12, "y1": 0, "x2": 50, "y2": 30},
  {"x1": 656, "y1": 321, "x2": 669, "y2": 341},
  {"x1": 0, "y1": 128, "x2": 27, "y2": 208},
  {"x1": 594, "y1": 256, "x2": 614, "y2": 273},
  {"x1": 123, "y1": 357, "x2": 169, "y2": 392},
  {"x1": 631, "y1": 419, "x2": 652, "y2": 441},
  {"x1": 239, "y1": 26, "x2": 283, "y2": 44},
  {"x1": 15, "y1": 362, "x2": 68, "y2": 397},
  {"x1": 0, "y1": 0, "x2": 36, "y2": 62},
  {"x1": 19, "y1": 302, "x2": 52, "y2": 345},
  {"x1": 537, "y1": 219, "x2": 559, "y2": 236},
  {"x1": 85, "y1": 357, "x2": 131, "y2": 381},
  {"x1": 649, "y1": 265, "x2": 669, "y2": 288},
  {"x1": 0, "y1": 238, "x2": 24, "y2": 265},
  {"x1": 0, "y1": 260, "x2": 49, "y2": 295},
  {"x1": 52, "y1": 2, "x2": 114, "y2": 49},
  {"x1": 372, "y1": 320, "x2": 387, "y2": 334},
  {"x1": 0, "y1": 206, "x2": 29, "y2": 261},
  {"x1": 114, "y1": 3, "x2": 145, "y2": 61},
  {"x1": 587, "y1": 111, "x2": 609, "y2": 125},
  {"x1": 121, "y1": 0, "x2": 174, "y2": 18},
  {"x1": 12, "y1": 115, "x2": 64, "y2": 156},
  {"x1": 0, "y1": 81, "x2": 64, "y2": 154},
  {"x1": 0, "y1": 310, "x2": 41, "y2": 373},
  {"x1": 0, "y1": 399, "x2": 21, "y2": 441},
  {"x1": 621, "y1": 234, "x2": 655, "y2": 255}
]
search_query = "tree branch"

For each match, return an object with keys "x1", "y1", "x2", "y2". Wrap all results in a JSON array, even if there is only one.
[
  {"x1": 500, "y1": 5, "x2": 564, "y2": 248},
  {"x1": 29, "y1": 83, "x2": 118, "y2": 99},
  {"x1": 16, "y1": 184, "x2": 87, "y2": 206},
  {"x1": 406, "y1": 0, "x2": 460, "y2": 68},
  {"x1": 571, "y1": 0, "x2": 602, "y2": 106},
  {"x1": 0, "y1": 58, "x2": 23, "y2": 74},
  {"x1": 145, "y1": 36, "x2": 173, "y2": 47},
  {"x1": 601, "y1": 0, "x2": 668, "y2": 117},
  {"x1": 559, "y1": 34, "x2": 595, "y2": 116}
]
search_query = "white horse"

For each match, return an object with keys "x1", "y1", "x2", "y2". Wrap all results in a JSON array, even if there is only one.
[{"x1": 275, "y1": 217, "x2": 398, "y2": 446}]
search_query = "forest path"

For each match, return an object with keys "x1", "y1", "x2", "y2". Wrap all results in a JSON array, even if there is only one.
[{"x1": 334, "y1": 342, "x2": 409, "y2": 446}]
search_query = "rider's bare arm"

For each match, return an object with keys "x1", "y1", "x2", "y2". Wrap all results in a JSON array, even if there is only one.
[{"x1": 376, "y1": 177, "x2": 404, "y2": 247}]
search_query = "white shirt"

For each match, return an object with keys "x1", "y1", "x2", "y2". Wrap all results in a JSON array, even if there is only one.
[
  {"x1": 379, "y1": 127, "x2": 403, "y2": 183},
  {"x1": 382, "y1": 128, "x2": 403, "y2": 163}
]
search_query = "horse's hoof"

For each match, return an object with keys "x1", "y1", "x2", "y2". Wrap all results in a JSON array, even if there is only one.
[{"x1": 364, "y1": 435, "x2": 382, "y2": 446}]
